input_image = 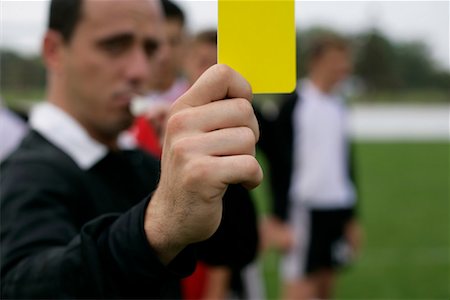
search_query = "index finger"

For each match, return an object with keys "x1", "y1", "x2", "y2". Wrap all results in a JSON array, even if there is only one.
[{"x1": 171, "y1": 64, "x2": 253, "y2": 114}]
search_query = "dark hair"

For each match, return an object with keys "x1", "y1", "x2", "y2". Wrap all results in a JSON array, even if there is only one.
[
  {"x1": 48, "y1": 0, "x2": 83, "y2": 43},
  {"x1": 193, "y1": 30, "x2": 217, "y2": 46},
  {"x1": 161, "y1": 0, "x2": 185, "y2": 25},
  {"x1": 307, "y1": 34, "x2": 350, "y2": 64}
]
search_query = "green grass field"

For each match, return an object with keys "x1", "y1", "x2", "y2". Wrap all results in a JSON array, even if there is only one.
[{"x1": 252, "y1": 141, "x2": 449, "y2": 299}]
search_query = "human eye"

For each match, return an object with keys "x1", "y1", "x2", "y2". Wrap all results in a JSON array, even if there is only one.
[
  {"x1": 144, "y1": 39, "x2": 160, "y2": 58},
  {"x1": 97, "y1": 34, "x2": 133, "y2": 56}
]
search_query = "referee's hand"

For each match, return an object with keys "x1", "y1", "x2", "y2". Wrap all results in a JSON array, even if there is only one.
[{"x1": 145, "y1": 64, "x2": 263, "y2": 264}]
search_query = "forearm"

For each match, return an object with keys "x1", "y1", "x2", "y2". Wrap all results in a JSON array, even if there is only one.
[
  {"x1": 144, "y1": 192, "x2": 188, "y2": 265},
  {"x1": 2, "y1": 200, "x2": 195, "y2": 298},
  {"x1": 2, "y1": 226, "x2": 104, "y2": 298}
]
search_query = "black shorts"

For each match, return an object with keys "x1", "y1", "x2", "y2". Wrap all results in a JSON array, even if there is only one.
[{"x1": 282, "y1": 205, "x2": 354, "y2": 279}]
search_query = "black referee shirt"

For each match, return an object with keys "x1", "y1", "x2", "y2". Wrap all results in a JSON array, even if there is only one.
[{"x1": 1, "y1": 126, "x2": 258, "y2": 298}]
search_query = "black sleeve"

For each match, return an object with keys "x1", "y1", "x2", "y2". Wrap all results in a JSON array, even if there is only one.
[
  {"x1": 0, "y1": 159, "x2": 195, "y2": 299},
  {"x1": 195, "y1": 185, "x2": 258, "y2": 270},
  {"x1": 257, "y1": 93, "x2": 298, "y2": 221},
  {"x1": 254, "y1": 105, "x2": 276, "y2": 157}
]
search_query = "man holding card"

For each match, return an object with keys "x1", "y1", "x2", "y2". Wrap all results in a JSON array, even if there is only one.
[{"x1": 0, "y1": 0, "x2": 262, "y2": 298}]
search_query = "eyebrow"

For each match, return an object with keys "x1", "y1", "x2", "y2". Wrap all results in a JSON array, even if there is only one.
[
  {"x1": 96, "y1": 32, "x2": 160, "y2": 51},
  {"x1": 96, "y1": 32, "x2": 134, "y2": 48}
]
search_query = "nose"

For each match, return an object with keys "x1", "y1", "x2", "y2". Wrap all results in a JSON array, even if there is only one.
[
  {"x1": 155, "y1": 39, "x2": 171, "y2": 65},
  {"x1": 125, "y1": 46, "x2": 150, "y2": 89}
]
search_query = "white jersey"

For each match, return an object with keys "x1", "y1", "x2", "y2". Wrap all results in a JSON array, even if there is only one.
[{"x1": 289, "y1": 79, "x2": 355, "y2": 208}]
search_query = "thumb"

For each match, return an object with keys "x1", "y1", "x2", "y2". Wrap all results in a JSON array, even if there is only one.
[{"x1": 171, "y1": 64, "x2": 253, "y2": 114}]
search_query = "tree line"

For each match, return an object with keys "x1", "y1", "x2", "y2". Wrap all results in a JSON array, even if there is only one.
[
  {"x1": 296, "y1": 27, "x2": 450, "y2": 94},
  {"x1": 1, "y1": 27, "x2": 449, "y2": 103},
  {"x1": 1, "y1": 51, "x2": 46, "y2": 94}
]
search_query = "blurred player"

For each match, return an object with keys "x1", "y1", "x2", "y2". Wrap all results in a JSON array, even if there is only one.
[
  {"x1": 129, "y1": 0, "x2": 188, "y2": 157},
  {"x1": 261, "y1": 34, "x2": 362, "y2": 300}
]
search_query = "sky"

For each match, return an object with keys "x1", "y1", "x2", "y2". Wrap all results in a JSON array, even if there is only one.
[{"x1": 1, "y1": 0, "x2": 449, "y2": 70}]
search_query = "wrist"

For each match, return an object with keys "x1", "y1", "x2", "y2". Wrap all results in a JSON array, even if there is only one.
[{"x1": 144, "y1": 192, "x2": 186, "y2": 265}]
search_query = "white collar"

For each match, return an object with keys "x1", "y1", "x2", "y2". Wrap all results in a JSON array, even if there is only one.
[
  {"x1": 30, "y1": 102, "x2": 118, "y2": 170},
  {"x1": 298, "y1": 79, "x2": 342, "y2": 103},
  {"x1": 299, "y1": 79, "x2": 322, "y2": 98}
]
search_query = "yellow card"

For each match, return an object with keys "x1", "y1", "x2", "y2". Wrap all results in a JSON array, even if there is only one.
[{"x1": 218, "y1": 0, "x2": 296, "y2": 94}]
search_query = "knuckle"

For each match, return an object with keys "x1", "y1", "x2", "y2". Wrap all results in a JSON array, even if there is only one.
[
  {"x1": 166, "y1": 111, "x2": 188, "y2": 136},
  {"x1": 246, "y1": 82, "x2": 253, "y2": 97},
  {"x1": 239, "y1": 127, "x2": 256, "y2": 147},
  {"x1": 171, "y1": 138, "x2": 191, "y2": 161},
  {"x1": 214, "y1": 64, "x2": 233, "y2": 80},
  {"x1": 183, "y1": 158, "x2": 210, "y2": 187},
  {"x1": 213, "y1": 65, "x2": 252, "y2": 100},
  {"x1": 235, "y1": 98, "x2": 253, "y2": 119},
  {"x1": 245, "y1": 156, "x2": 263, "y2": 179}
]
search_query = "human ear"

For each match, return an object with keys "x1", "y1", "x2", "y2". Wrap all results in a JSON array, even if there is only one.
[{"x1": 42, "y1": 30, "x2": 65, "y2": 73}]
